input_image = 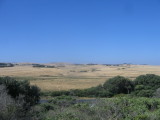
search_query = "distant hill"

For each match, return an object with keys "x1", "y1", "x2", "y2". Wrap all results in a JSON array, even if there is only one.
[{"x1": 0, "y1": 63, "x2": 14, "y2": 67}]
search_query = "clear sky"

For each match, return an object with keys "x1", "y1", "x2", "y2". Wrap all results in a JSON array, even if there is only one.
[{"x1": 0, "y1": 0, "x2": 160, "y2": 64}]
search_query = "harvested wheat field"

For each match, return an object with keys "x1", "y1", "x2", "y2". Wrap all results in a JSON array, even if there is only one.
[{"x1": 0, "y1": 63, "x2": 160, "y2": 91}]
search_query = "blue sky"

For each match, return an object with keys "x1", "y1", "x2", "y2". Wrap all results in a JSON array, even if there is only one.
[{"x1": 0, "y1": 0, "x2": 160, "y2": 64}]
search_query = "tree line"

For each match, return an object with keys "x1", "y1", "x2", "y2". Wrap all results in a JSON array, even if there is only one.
[
  {"x1": 0, "y1": 63, "x2": 14, "y2": 67},
  {"x1": 50, "y1": 74, "x2": 160, "y2": 98},
  {"x1": 1, "y1": 74, "x2": 160, "y2": 119}
]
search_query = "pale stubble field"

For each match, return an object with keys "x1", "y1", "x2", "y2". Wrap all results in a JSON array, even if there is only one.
[{"x1": 0, "y1": 63, "x2": 160, "y2": 91}]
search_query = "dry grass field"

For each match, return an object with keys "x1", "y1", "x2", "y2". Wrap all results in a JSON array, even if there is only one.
[{"x1": 0, "y1": 63, "x2": 160, "y2": 91}]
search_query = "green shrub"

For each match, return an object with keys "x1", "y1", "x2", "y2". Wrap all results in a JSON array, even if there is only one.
[
  {"x1": 0, "y1": 77, "x2": 40, "y2": 106},
  {"x1": 103, "y1": 76, "x2": 134, "y2": 97},
  {"x1": 49, "y1": 95, "x2": 76, "y2": 107},
  {"x1": 35, "y1": 97, "x2": 160, "y2": 120},
  {"x1": 134, "y1": 74, "x2": 160, "y2": 97},
  {"x1": 51, "y1": 90, "x2": 70, "y2": 96},
  {"x1": 40, "y1": 103, "x2": 55, "y2": 111},
  {"x1": 0, "y1": 85, "x2": 34, "y2": 120},
  {"x1": 153, "y1": 88, "x2": 160, "y2": 98}
]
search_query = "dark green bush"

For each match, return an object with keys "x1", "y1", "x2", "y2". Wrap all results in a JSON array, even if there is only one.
[
  {"x1": 0, "y1": 77, "x2": 40, "y2": 106},
  {"x1": 153, "y1": 88, "x2": 160, "y2": 98},
  {"x1": 103, "y1": 76, "x2": 134, "y2": 97},
  {"x1": 51, "y1": 90, "x2": 70, "y2": 96},
  {"x1": 83, "y1": 85, "x2": 110, "y2": 97},
  {"x1": 0, "y1": 85, "x2": 36, "y2": 120},
  {"x1": 134, "y1": 74, "x2": 160, "y2": 97},
  {"x1": 49, "y1": 95, "x2": 76, "y2": 107}
]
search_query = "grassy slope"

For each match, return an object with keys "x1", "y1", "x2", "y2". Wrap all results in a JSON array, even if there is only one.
[{"x1": 0, "y1": 63, "x2": 160, "y2": 91}]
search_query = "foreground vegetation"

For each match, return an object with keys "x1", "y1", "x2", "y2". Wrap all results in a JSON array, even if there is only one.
[
  {"x1": 36, "y1": 96, "x2": 160, "y2": 120},
  {"x1": 0, "y1": 77, "x2": 40, "y2": 119},
  {"x1": 1, "y1": 74, "x2": 160, "y2": 119}
]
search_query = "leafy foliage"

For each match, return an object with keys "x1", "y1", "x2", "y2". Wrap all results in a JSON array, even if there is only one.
[
  {"x1": 103, "y1": 76, "x2": 134, "y2": 96},
  {"x1": 0, "y1": 76, "x2": 40, "y2": 106},
  {"x1": 133, "y1": 74, "x2": 160, "y2": 97},
  {"x1": 2, "y1": 74, "x2": 160, "y2": 119},
  {"x1": 33, "y1": 97, "x2": 160, "y2": 120},
  {"x1": 153, "y1": 88, "x2": 160, "y2": 98},
  {"x1": 0, "y1": 85, "x2": 34, "y2": 120}
]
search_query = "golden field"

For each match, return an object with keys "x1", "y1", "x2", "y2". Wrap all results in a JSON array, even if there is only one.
[{"x1": 0, "y1": 63, "x2": 160, "y2": 91}]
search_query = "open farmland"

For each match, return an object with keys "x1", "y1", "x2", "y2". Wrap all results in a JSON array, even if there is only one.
[{"x1": 0, "y1": 63, "x2": 160, "y2": 91}]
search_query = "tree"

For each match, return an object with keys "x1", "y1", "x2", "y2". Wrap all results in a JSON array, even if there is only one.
[
  {"x1": 134, "y1": 74, "x2": 160, "y2": 97},
  {"x1": 103, "y1": 76, "x2": 134, "y2": 97},
  {"x1": 0, "y1": 77, "x2": 40, "y2": 106}
]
